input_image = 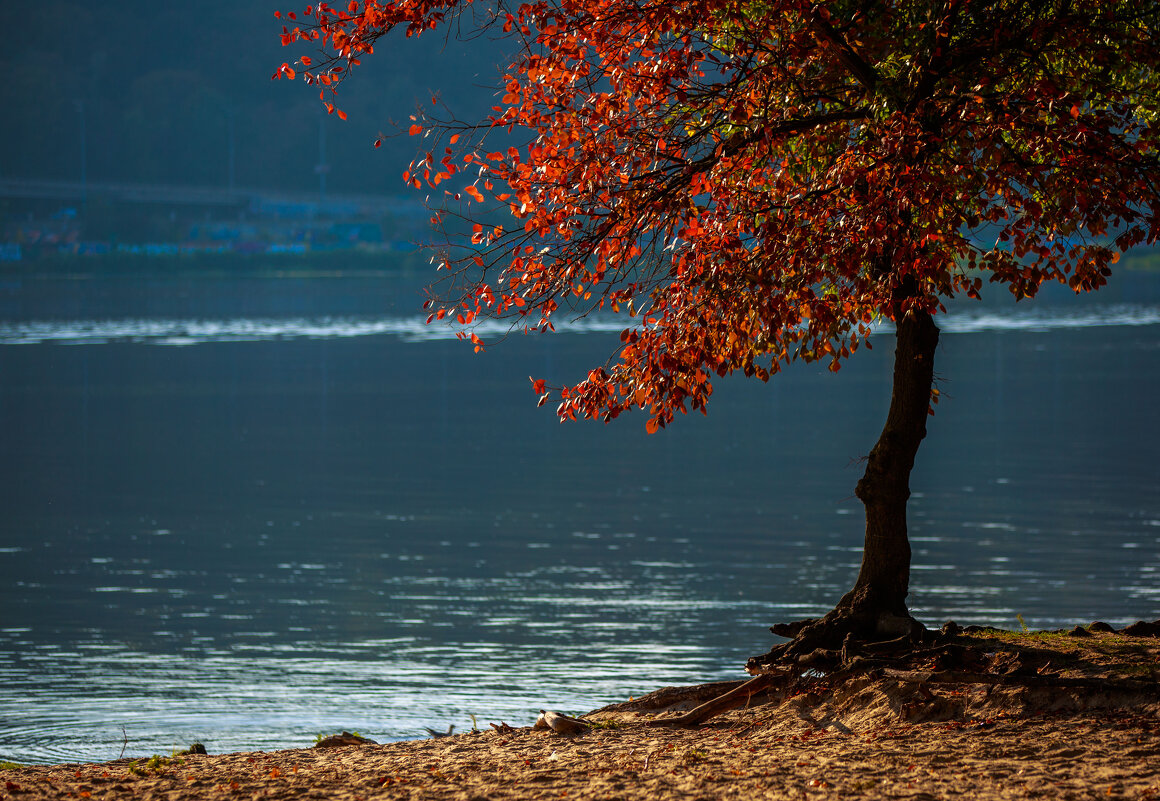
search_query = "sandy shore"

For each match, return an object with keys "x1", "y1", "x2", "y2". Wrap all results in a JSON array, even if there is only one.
[
  {"x1": 4, "y1": 630, "x2": 1159, "y2": 800},
  {"x1": 4, "y1": 687, "x2": 1157, "y2": 800}
]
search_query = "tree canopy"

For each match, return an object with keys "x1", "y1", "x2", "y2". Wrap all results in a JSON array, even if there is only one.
[{"x1": 278, "y1": 0, "x2": 1160, "y2": 654}]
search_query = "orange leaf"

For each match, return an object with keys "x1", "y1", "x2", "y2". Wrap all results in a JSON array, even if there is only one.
[{"x1": 464, "y1": 185, "x2": 485, "y2": 202}]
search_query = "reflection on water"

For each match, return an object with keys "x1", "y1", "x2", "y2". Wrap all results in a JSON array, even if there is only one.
[
  {"x1": 0, "y1": 634, "x2": 734, "y2": 766},
  {"x1": 0, "y1": 271, "x2": 1158, "y2": 764}
]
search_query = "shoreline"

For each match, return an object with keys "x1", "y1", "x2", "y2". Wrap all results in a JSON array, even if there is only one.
[
  {"x1": 4, "y1": 628, "x2": 1159, "y2": 800},
  {"x1": 2, "y1": 693, "x2": 1156, "y2": 800}
]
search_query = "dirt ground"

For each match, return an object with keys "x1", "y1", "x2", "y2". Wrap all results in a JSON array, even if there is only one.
[{"x1": 4, "y1": 628, "x2": 1159, "y2": 801}]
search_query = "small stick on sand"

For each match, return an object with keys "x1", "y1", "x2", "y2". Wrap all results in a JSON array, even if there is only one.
[{"x1": 645, "y1": 673, "x2": 783, "y2": 728}]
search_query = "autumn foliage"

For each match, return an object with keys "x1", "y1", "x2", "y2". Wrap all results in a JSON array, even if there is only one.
[{"x1": 277, "y1": 0, "x2": 1158, "y2": 431}]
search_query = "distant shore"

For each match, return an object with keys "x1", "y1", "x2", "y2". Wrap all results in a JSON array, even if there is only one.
[
  {"x1": 3, "y1": 239, "x2": 1158, "y2": 280},
  {"x1": 0, "y1": 248, "x2": 429, "y2": 279},
  {"x1": 3, "y1": 628, "x2": 1158, "y2": 800}
]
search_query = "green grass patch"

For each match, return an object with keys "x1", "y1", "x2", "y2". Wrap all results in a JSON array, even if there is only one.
[{"x1": 960, "y1": 625, "x2": 1155, "y2": 660}]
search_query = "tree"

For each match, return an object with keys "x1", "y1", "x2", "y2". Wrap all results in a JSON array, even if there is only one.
[{"x1": 276, "y1": 1, "x2": 1160, "y2": 662}]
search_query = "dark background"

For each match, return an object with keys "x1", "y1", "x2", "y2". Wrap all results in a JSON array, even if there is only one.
[{"x1": 0, "y1": 0, "x2": 503, "y2": 194}]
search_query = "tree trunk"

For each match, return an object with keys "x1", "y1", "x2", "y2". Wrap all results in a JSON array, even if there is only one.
[
  {"x1": 751, "y1": 298, "x2": 940, "y2": 665},
  {"x1": 840, "y1": 303, "x2": 940, "y2": 633}
]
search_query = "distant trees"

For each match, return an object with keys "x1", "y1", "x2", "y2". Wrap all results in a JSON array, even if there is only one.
[
  {"x1": 277, "y1": 1, "x2": 1160, "y2": 658},
  {"x1": 2, "y1": 0, "x2": 491, "y2": 193}
]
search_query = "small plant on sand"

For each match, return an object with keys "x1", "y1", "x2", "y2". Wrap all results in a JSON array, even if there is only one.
[
  {"x1": 172, "y1": 742, "x2": 205, "y2": 757},
  {"x1": 0, "y1": 761, "x2": 23, "y2": 770},
  {"x1": 585, "y1": 720, "x2": 624, "y2": 730},
  {"x1": 680, "y1": 748, "x2": 707, "y2": 766},
  {"x1": 127, "y1": 755, "x2": 176, "y2": 777}
]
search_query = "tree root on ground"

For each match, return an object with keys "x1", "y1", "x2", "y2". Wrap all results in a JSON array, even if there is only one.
[
  {"x1": 644, "y1": 673, "x2": 786, "y2": 728},
  {"x1": 637, "y1": 619, "x2": 1160, "y2": 729}
]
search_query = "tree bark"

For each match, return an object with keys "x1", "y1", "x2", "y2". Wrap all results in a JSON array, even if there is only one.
[
  {"x1": 751, "y1": 294, "x2": 940, "y2": 665},
  {"x1": 838, "y1": 302, "x2": 940, "y2": 634}
]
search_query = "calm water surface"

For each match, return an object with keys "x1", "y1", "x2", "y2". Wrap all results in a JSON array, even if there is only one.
[{"x1": 1, "y1": 269, "x2": 1158, "y2": 764}]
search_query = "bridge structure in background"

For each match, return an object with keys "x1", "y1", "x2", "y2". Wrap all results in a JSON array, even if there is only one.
[{"x1": 0, "y1": 178, "x2": 423, "y2": 220}]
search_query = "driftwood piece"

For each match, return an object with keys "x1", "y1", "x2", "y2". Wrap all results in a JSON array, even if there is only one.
[
  {"x1": 645, "y1": 673, "x2": 784, "y2": 728},
  {"x1": 588, "y1": 680, "x2": 750, "y2": 715},
  {"x1": 538, "y1": 710, "x2": 590, "y2": 735},
  {"x1": 314, "y1": 732, "x2": 378, "y2": 748}
]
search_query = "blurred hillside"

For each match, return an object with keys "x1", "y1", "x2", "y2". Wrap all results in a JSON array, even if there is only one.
[
  {"x1": 0, "y1": 0, "x2": 506, "y2": 264},
  {"x1": 0, "y1": 1, "x2": 504, "y2": 194}
]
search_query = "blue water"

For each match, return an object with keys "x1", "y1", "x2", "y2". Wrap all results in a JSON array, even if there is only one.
[{"x1": 0, "y1": 269, "x2": 1158, "y2": 764}]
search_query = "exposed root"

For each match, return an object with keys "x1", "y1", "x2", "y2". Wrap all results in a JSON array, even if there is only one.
[
  {"x1": 748, "y1": 606, "x2": 930, "y2": 675},
  {"x1": 643, "y1": 619, "x2": 1160, "y2": 730},
  {"x1": 644, "y1": 674, "x2": 784, "y2": 728}
]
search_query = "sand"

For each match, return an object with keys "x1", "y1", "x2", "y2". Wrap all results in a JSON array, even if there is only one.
[{"x1": 4, "y1": 628, "x2": 1159, "y2": 800}]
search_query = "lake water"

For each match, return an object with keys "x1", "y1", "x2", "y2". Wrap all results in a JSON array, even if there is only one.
[{"x1": 1, "y1": 268, "x2": 1158, "y2": 765}]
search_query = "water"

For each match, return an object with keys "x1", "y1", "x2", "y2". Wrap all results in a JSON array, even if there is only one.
[{"x1": 1, "y1": 269, "x2": 1158, "y2": 764}]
